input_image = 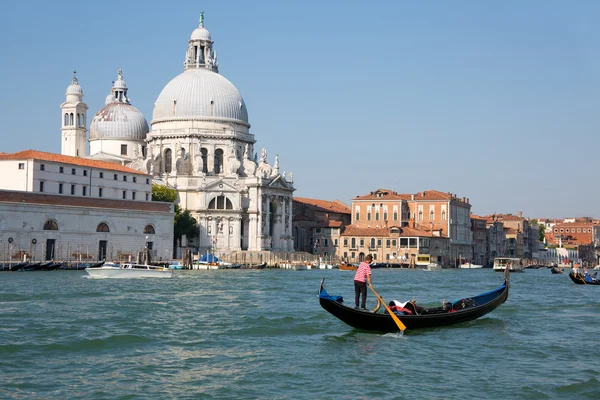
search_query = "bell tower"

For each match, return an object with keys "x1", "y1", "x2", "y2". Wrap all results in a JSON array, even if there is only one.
[{"x1": 61, "y1": 71, "x2": 88, "y2": 157}]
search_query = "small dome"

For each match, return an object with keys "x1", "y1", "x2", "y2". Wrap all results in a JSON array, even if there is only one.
[
  {"x1": 113, "y1": 78, "x2": 127, "y2": 89},
  {"x1": 105, "y1": 93, "x2": 115, "y2": 104},
  {"x1": 66, "y1": 83, "x2": 83, "y2": 95},
  {"x1": 191, "y1": 26, "x2": 211, "y2": 41},
  {"x1": 152, "y1": 68, "x2": 248, "y2": 125},
  {"x1": 90, "y1": 102, "x2": 149, "y2": 141}
]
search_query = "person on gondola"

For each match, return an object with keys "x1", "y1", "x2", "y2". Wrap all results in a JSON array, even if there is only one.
[{"x1": 354, "y1": 255, "x2": 373, "y2": 310}]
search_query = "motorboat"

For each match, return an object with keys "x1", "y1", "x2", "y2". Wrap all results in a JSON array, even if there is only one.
[
  {"x1": 424, "y1": 262, "x2": 442, "y2": 271},
  {"x1": 492, "y1": 257, "x2": 524, "y2": 272},
  {"x1": 459, "y1": 262, "x2": 483, "y2": 269},
  {"x1": 86, "y1": 263, "x2": 172, "y2": 278}
]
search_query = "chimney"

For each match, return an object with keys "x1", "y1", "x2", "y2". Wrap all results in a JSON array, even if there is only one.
[{"x1": 518, "y1": 211, "x2": 523, "y2": 218}]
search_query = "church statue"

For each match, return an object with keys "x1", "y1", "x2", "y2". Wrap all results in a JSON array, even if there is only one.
[
  {"x1": 241, "y1": 144, "x2": 256, "y2": 177},
  {"x1": 227, "y1": 144, "x2": 241, "y2": 176},
  {"x1": 288, "y1": 172, "x2": 293, "y2": 183},
  {"x1": 152, "y1": 149, "x2": 162, "y2": 176},
  {"x1": 256, "y1": 147, "x2": 272, "y2": 178},
  {"x1": 194, "y1": 147, "x2": 205, "y2": 176},
  {"x1": 270, "y1": 154, "x2": 280, "y2": 178}
]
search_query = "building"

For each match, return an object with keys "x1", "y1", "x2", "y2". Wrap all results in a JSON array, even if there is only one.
[
  {"x1": 58, "y1": 13, "x2": 295, "y2": 256},
  {"x1": 0, "y1": 152, "x2": 173, "y2": 262},
  {"x1": 292, "y1": 197, "x2": 351, "y2": 260}
]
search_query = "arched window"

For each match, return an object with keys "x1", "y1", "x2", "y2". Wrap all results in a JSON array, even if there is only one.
[
  {"x1": 208, "y1": 195, "x2": 233, "y2": 210},
  {"x1": 144, "y1": 225, "x2": 155, "y2": 234},
  {"x1": 429, "y1": 210, "x2": 434, "y2": 220},
  {"x1": 69, "y1": 113, "x2": 74, "y2": 125},
  {"x1": 96, "y1": 223, "x2": 110, "y2": 232},
  {"x1": 370, "y1": 238, "x2": 376, "y2": 248},
  {"x1": 442, "y1": 211, "x2": 446, "y2": 221},
  {"x1": 164, "y1": 149, "x2": 172, "y2": 173},
  {"x1": 214, "y1": 149, "x2": 223, "y2": 173},
  {"x1": 201, "y1": 148, "x2": 208, "y2": 173},
  {"x1": 351, "y1": 238, "x2": 356, "y2": 248},
  {"x1": 43, "y1": 220, "x2": 58, "y2": 230},
  {"x1": 64, "y1": 113, "x2": 69, "y2": 126},
  {"x1": 418, "y1": 210, "x2": 423, "y2": 221}
]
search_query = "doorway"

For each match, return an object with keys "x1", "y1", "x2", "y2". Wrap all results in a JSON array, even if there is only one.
[
  {"x1": 98, "y1": 240, "x2": 107, "y2": 261},
  {"x1": 45, "y1": 239, "x2": 55, "y2": 261}
]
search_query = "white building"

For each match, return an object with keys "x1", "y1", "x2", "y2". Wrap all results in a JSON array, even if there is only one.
[
  {"x1": 0, "y1": 151, "x2": 174, "y2": 262},
  {"x1": 55, "y1": 13, "x2": 296, "y2": 255}
]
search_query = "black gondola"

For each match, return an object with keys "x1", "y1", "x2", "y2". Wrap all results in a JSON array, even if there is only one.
[
  {"x1": 551, "y1": 266, "x2": 563, "y2": 274},
  {"x1": 318, "y1": 267, "x2": 510, "y2": 332},
  {"x1": 568, "y1": 272, "x2": 600, "y2": 285},
  {"x1": 9, "y1": 262, "x2": 28, "y2": 271}
]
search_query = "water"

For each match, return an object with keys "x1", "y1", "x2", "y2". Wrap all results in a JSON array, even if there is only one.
[{"x1": 1, "y1": 268, "x2": 599, "y2": 399}]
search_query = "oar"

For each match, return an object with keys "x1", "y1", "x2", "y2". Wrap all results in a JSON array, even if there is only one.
[{"x1": 369, "y1": 285, "x2": 407, "y2": 332}]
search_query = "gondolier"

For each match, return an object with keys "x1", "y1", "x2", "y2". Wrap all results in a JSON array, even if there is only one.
[{"x1": 354, "y1": 255, "x2": 373, "y2": 309}]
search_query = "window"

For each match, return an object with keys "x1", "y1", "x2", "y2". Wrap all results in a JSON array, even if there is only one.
[
  {"x1": 39, "y1": 181, "x2": 44, "y2": 192},
  {"x1": 375, "y1": 212, "x2": 379, "y2": 221},
  {"x1": 315, "y1": 228, "x2": 322, "y2": 234},
  {"x1": 384, "y1": 212, "x2": 388, "y2": 220},
  {"x1": 121, "y1": 144, "x2": 127, "y2": 156},
  {"x1": 71, "y1": 185, "x2": 75, "y2": 195},
  {"x1": 18, "y1": 163, "x2": 24, "y2": 169},
  {"x1": 359, "y1": 239, "x2": 364, "y2": 247},
  {"x1": 133, "y1": 177, "x2": 137, "y2": 183},
  {"x1": 393, "y1": 211, "x2": 397, "y2": 220},
  {"x1": 43, "y1": 220, "x2": 58, "y2": 230},
  {"x1": 351, "y1": 238, "x2": 356, "y2": 248},
  {"x1": 132, "y1": 192, "x2": 136, "y2": 200},
  {"x1": 122, "y1": 191, "x2": 126, "y2": 199},
  {"x1": 71, "y1": 168, "x2": 76, "y2": 175},
  {"x1": 144, "y1": 225, "x2": 155, "y2": 234},
  {"x1": 370, "y1": 238, "x2": 376, "y2": 248},
  {"x1": 123, "y1": 175, "x2": 127, "y2": 182},
  {"x1": 214, "y1": 148, "x2": 223, "y2": 173},
  {"x1": 430, "y1": 211, "x2": 434, "y2": 220},
  {"x1": 208, "y1": 195, "x2": 233, "y2": 209},
  {"x1": 367, "y1": 213, "x2": 371, "y2": 221},
  {"x1": 114, "y1": 174, "x2": 118, "y2": 180},
  {"x1": 146, "y1": 178, "x2": 150, "y2": 184},
  {"x1": 419, "y1": 210, "x2": 423, "y2": 221},
  {"x1": 99, "y1": 188, "x2": 103, "y2": 198},
  {"x1": 377, "y1": 239, "x2": 382, "y2": 247},
  {"x1": 344, "y1": 239, "x2": 348, "y2": 246},
  {"x1": 334, "y1": 239, "x2": 338, "y2": 246},
  {"x1": 145, "y1": 193, "x2": 149, "y2": 201},
  {"x1": 59, "y1": 166, "x2": 64, "y2": 173},
  {"x1": 83, "y1": 170, "x2": 87, "y2": 177},
  {"x1": 355, "y1": 212, "x2": 360, "y2": 221},
  {"x1": 99, "y1": 172, "x2": 104, "y2": 179},
  {"x1": 392, "y1": 239, "x2": 397, "y2": 247},
  {"x1": 324, "y1": 239, "x2": 329, "y2": 246},
  {"x1": 442, "y1": 211, "x2": 446, "y2": 221},
  {"x1": 96, "y1": 223, "x2": 110, "y2": 232},
  {"x1": 83, "y1": 186, "x2": 87, "y2": 196},
  {"x1": 40, "y1": 164, "x2": 45, "y2": 171},
  {"x1": 386, "y1": 239, "x2": 391, "y2": 248},
  {"x1": 164, "y1": 149, "x2": 172, "y2": 173},
  {"x1": 59, "y1": 183, "x2": 63, "y2": 194}
]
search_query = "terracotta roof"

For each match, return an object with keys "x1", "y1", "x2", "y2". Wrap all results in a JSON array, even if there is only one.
[
  {"x1": 495, "y1": 214, "x2": 524, "y2": 221},
  {"x1": 0, "y1": 150, "x2": 149, "y2": 175},
  {"x1": 353, "y1": 189, "x2": 412, "y2": 201},
  {"x1": 316, "y1": 220, "x2": 344, "y2": 228},
  {"x1": 0, "y1": 190, "x2": 172, "y2": 213},
  {"x1": 293, "y1": 197, "x2": 351, "y2": 214}
]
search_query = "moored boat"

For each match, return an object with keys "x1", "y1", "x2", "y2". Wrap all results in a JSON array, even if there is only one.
[
  {"x1": 459, "y1": 262, "x2": 483, "y2": 269},
  {"x1": 318, "y1": 267, "x2": 510, "y2": 332},
  {"x1": 338, "y1": 262, "x2": 357, "y2": 271},
  {"x1": 424, "y1": 262, "x2": 442, "y2": 271},
  {"x1": 86, "y1": 263, "x2": 172, "y2": 278}
]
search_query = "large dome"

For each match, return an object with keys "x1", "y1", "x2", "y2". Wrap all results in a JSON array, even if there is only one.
[
  {"x1": 90, "y1": 102, "x2": 149, "y2": 140},
  {"x1": 152, "y1": 68, "x2": 249, "y2": 125}
]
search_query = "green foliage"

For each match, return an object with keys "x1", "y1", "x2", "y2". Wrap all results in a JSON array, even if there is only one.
[
  {"x1": 538, "y1": 224, "x2": 546, "y2": 242},
  {"x1": 151, "y1": 183, "x2": 197, "y2": 239}
]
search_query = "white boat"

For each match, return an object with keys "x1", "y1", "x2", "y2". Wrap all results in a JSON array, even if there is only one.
[
  {"x1": 318, "y1": 263, "x2": 334, "y2": 269},
  {"x1": 86, "y1": 263, "x2": 172, "y2": 278},
  {"x1": 424, "y1": 262, "x2": 442, "y2": 271},
  {"x1": 459, "y1": 262, "x2": 483, "y2": 269},
  {"x1": 492, "y1": 257, "x2": 524, "y2": 272}
]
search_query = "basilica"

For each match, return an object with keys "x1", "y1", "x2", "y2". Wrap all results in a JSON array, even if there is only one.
[{"x1": 61, "y1": 14, "x2": 295, "y2": 255}]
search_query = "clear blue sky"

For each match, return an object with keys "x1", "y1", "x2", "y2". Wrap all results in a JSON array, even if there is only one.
[{"x1": 1, "y1": 1, "x2": 599, "y2": 219}]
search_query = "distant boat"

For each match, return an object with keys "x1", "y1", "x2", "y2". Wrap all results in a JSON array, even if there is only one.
[
  {"x1": 493, "y1": 257, "x2": 524, "y2": 272},
  {"x1": 338, "y1": 262, "x2": 357, "y2": 271},
  {"x1": 424, "y1": 262, "x2": 442, "y2": 272},
  {"x1": 86, "y1": 263, "x2": 172, "y2": 278},
  {"x1": 551, "y1": 266, "x2": 563, "y2": 274},
  {"x1": 459, "y1": 262, "x2": 483, "y2": 269}
]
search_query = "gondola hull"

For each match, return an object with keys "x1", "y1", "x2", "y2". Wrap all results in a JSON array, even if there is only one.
[
  {"x1": 318, "y1": 268, "x2": 510, "y2": 332},
  {"x1": 569, "y1": 272, "x2": 600, "y2": 285}
]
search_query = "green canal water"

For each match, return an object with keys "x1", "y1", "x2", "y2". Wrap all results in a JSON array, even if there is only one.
[{"x1": 1, "y1": 268, "x2": 599, "y2": 399}]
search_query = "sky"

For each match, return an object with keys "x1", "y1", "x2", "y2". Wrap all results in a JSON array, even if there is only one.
[{"x1": 1, "y1": 1, "x2": 599, "y2": 219}]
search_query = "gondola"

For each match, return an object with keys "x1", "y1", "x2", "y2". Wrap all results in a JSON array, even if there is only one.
[
  {"x1": 568, "y1": 272, "x2": 600, "y2": 285},
  {"x1": 318, "y1": 266, "x2": 510, "y2": 332},
  {"x1": 551, "y1": 266, "x2": 563, "y2": 274},
  {"x1": 9, "y1": 262, "x2": 28, "y2": 271}
]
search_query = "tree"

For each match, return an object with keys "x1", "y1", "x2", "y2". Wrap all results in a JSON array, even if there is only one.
[
  {"x1": 538, "y1": 224, "x2": 546, "y2": 242},
  {"x1": 151, "y1": 184, "x2": 197, "y2": 242}
]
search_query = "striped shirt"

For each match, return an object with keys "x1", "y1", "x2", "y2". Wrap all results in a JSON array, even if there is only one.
[{"x1": 354, "y1": 262, "x2": 371, "y2": 282}]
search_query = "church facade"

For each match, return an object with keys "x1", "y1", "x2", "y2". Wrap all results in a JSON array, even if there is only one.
[{"x1": 63, "y1": 14, "x2": 295, "y2": 255}]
